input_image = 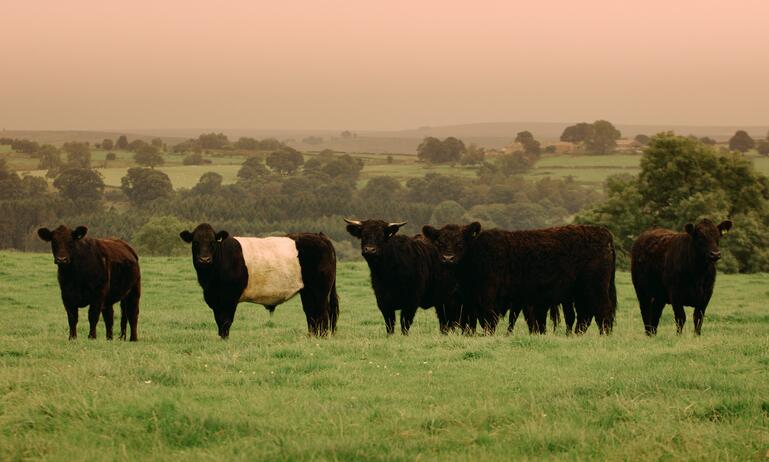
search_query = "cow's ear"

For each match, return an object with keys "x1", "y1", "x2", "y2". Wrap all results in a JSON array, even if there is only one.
[
  {"x1": 463, "y1": 222, "x2": 481, "y2": 240},
  {"x1": 345, "y1": 224, "x2": 362, "y2": 238},
  {"x1": 718, "y1": 220, "x2": 733, "y2": 235},
  {"x1": 385, "y1": 221, "x2": 407, "y2": 238},
  {"x1": 684, "y1": 223, "x2": 695, "y2": 235},
  {"x1": 37, "y1": 228, "x2": 53, "y2": 242},
  {"x1": 422, "y1": 225, "x2": 438, "y2": 241},
  {"x1": 180, "y1": 230, "x2": 193, "y2": 243},
  {"x1": 216, "y1": 230, "x2": 229, "y2": 242},
  {"x1": 72, "y1": 226, "x2": 88, "y2": 240}
]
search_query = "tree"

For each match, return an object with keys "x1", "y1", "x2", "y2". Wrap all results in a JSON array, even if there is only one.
[
  {"x1": 560, "y1": 122, "x2": 592, "y2": 142},
  {"x1": 699, "y1": 136, "x2": 717, "y2": 145},
  {"x1": 191, "y1": 172, "x2": 223, "y2": 195},
  {"x1": 0, "y1": 159, "x2": 24, "y2": 199},
  {"x1": 584, "y1": 120, "x2": 621, "y2": 154},
  {"x1": 62, "y1": 142, "x2": 91, "y2": 168},
  {"x1": 37, "y1": 144, "x2": 62, "y2": 171},
  {"x1": 105, "y1": 152, "x2": 117, "y2": 161},
  {"x1": 53, "y1": 168, "x2": 104, "y2": 203},
  {"x1": 442, "y1": 137, "x2": 466, "y2": 162},
  {"x1": 198, "y1": 132, "x2": 229, "y2": 149},
  {"x1": 430, "y1": 200, "x2": 466, "y2": 225},
  {"x1": 729, "y1": 130, "x2": 755, "y2": 153},
  {"x1": 417, "y1": 137, "x2": 465, "y2": 163},
  {"x1": 120, "y1": 167, "x2": 173, "y2": 205},
  {"x1": 102, "y1": 139, "x2": 114, "y2": 151},
  {"x1": 183, "y1": 153, "x2": 206, "y2": 165},
  {"x1": 235, "y1": 137, "x2": 259, "y2": 150},
  {"x1": 134, "y1": 144, "x2": 164, "y2": 168},
  {"x1": 460, "y1": 144, "x2": 485, "y2": 165},
  {"x1": 514, "y1": 131, "x2": 541, "y2": 155},
  {"x1": 321, "y1": 155, "x2": 363, "y2": 181},
  {"x1": 634, "y1": 134, "x2": 650, "y2": 145},
  {"x1": 302, "y1": 136, "x2": 323, "y2": 145},
  {"x1": 238, "y1": 156, "x2": 270, "y2": 180},
  {"x1": 151, "y1": 138, "x2": 163, "y2": 149},
  {"x1": 133, "y1": 216, "x2": 189, "y2": 256},
  {"x1": 360, "y1": 176, "x2": 401, "y2": 202},
  {"x1": 496, "y1": 151, "x2": 538, "y2": 175},
  {"x1": 266, "y1": 149, "x2": 304, "y2": 175},
  {"x1": 757, "y1": 140, "x2": 769, "y2": 156},
  {"x1": 116, "y1": 135, "x2": 128, "y2": 150}
]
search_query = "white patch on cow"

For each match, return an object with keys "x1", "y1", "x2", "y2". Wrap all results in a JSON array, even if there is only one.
[{"x1": 234, "y1": 237, "x2": 304, "y2": 306}]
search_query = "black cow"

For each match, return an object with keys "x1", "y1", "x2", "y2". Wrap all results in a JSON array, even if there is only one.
[
  {"x1": 344, "y1": 219, "x2": 462, "y2": 335},
  {"x1": 37, "y1": 225, "x2": 141, "y2": 341},
  {"x1": 180, "y1": 223, "x2": 338, "y2": 338},
  {"x1": 423, "y1": 222, "x2": 617, "y2": 335},
  {"x1": 631, "y1": 218, "x2": 732, "y2": 336}
]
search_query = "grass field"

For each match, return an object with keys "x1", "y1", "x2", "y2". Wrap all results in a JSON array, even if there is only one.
[{"x1": 1, "y1": 251, "x2": 767, "y2": 461}]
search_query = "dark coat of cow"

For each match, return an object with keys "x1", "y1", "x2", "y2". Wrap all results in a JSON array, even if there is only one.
[
  {"x1": 344, "y1": 219, "x2": 462, "y2": 335},
  {"x1": 631, "y1": 218, "x2": 732, "y2": 336},
  {"x1": 37, "y1": 225, "x2": 141, "y2": 341},
  {"x1": 180, "y1": 223, "x2": 339, "y2": 338},
  {"x1": 423, "y1": 222, "x2": 617, "y2": 335}
]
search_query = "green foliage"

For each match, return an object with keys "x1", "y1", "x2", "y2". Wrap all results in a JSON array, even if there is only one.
[
  {"x1": 756, "y1": 139, "x2": 769, "y2": 156},
  {"x1": 460, "y1": 144, "x2": 485, "y2": 165},
  {"x1": 105, "y1": 152, "x2": 117, "y2": 161},
  {"x1": 577, "y1": 133, "x2": 769, "y2": 271},
  {"x1": 266, "y1": 149, "x2": 304, "y2": 175},
  {"x1": 237, "y1": 156, "x2": 270, "y2": 181},
  {"x1": 191, "y1": 172, "x2": 223, "y2": 195},
  {"x1": 61, "y1": 142, "x2": 91, "y2": 168},
  {"x1": 560, "y1": 122, "x2": 592, "y2": 142},
  {"x1": 514, "y1": 130, "x2": 541, "y2": 155},
  {"x1": 430, "y1": 200, "x2": 466, "y2": 225},
  {"x1": 728, "y1": 130, "x2": 755, "y2": 153},
  {"x1": 495, "y1": 151, "x2": 539, "y2": 175},
  {"x1": 133, "y1": 216, "x2": 189, "y2": 256},
  {"x1": 417, "y1": 137, "x2": 465, "y2": 164},
  {"x1": 121, "y1": 167, "x2": 173, "y2": 205},
  {"x1": 0, "y1": 159, "x2": 24, "y2": 199},
  {"x1": 101, "y1": 138, "x2": 114, "y2": 151},
  {"x1": 11, "y1": 138, "x2": 40, "y2": 155},
  {"x1": 134, "y1": 144, "x2": 164, "y2": 168},
  {"x1": 182, "y1": 152, "x2": 207, "y2": 165},
  {"x1": 585, "y1": 120, "x2": 621, "y2": 154},
  {"x1": 198, "y1": 132, "x2": 229, "y2": 149},
  {"x1": 634, "y1": 134, "x2": 650, "y2": 145},
  {"x1": 116, "y1": 135, "x2": 129, "y2": 150},
  {"x1": 53, "y1": 168, "x2": 104, "y2": 204}
]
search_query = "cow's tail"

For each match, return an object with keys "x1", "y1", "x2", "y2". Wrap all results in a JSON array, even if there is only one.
[
  {"x1": 329, "y1": 278, "x2": 339, "y2": 333},
  {"x1": 549, "y1": 305, "x2": 561, "y2": 332},
  {"x1": 608, "y1": 239, "x2": 618, "y2": 327}
]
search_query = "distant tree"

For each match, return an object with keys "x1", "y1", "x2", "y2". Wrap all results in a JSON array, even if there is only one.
[
  {"x1": 584, "y1": 120, "x2": 621, "y2": 154},
  {"x1": 430, "y1": 200, "x2": 466, "y2": 225},
  {"x1": 417, "y1": 137, "x2": 444, "y2": 163},
  {"x1": 442, "y1": 137, "x2": 466, "y2": 162},
  {"x1": 37, "y1": 144, "x2": 62, "y2": 171},
  {"x1": 151, "y1": 138, "x2": 163, "y2": 149},
  {"x1": 0, "y1": 159, "x2": 24, "y2": 199},
  {"x1": 318, "y1": 149, "x2": 335, "y2": 160},
  {"x1": 757, "y1": 140, "x2": 769, "y2": 156},
  {"x1": 360, "y1": 176, "x2": 401, "y2": 202},
  {"x1": 460, "y1": 144, "x2": 485, "y2": 165},
  {"x1": 105, "y1": 152, "x2": 117, "y2": 161},
  {"x1": 235, "y1": 137, "x2": 260, "y2": 150},
  {"x1": 514, "y1": 131, "x2": 541, "y2": 155},
  {"x1": 116, "y1": 135, "x2": 129, "y2": 150},
  {"x1": 133, "y1": 216, "x2": 189, "y2": 256},
  {"x1": 560, "y1": 122, "x2": 592, "y2": 142},
  {"x1": 386, "y1": 155, "x2": 394, "y2": 164},
  {"x1": 699, "y1": 136, "x2": 717, "y2": 145},
  {"x1": 101, "y1": 139, "x2": 114, "y2": 151},
  {"x1": 183, "y1": 152, "x2": 208, "y2": 165},
  {"x1": 22, "y1": 176, "x2": 48, "y2": 196},
  {"x1": 61, "y1": 142, "x2": 91, "y2": 168},
  {"x1": 237, "y1": 156, "x2": 270, "y2": 180},
  {"x1": 173, "y1": 139, "x2": 202, "y2": 153},
  {"x1": 266, "y1": 149, "x2": 304, "y2": 175},
  {"x1": 258, "y1": 138, "x2": 284, "y2": 151},
  {"x1": 53, "y1": 168, "x2": 104, "y2": 203},
  {"x1": 134, "y1": 144, "x2": 164, "y2": 168},
  {"x1": 340, "y1": 130, "x2": 356, "y2": 139},
  {"x1": 729, "y1": 130, "x2": 755, "y2": 153},
  {"x1": 192, "y1": 172, "x2": 223, "y2": 195},
  {"x1": 321, "y1": 154, "x2": 363, "y2": 181},
  {"x1": 198, "y1": 132, "x2": 229, "y2": 149},
  {"x1": 120, "y1": 167, "x2": 173, "y2": 205},
  {"x1": 496, "y1": 151, "x2": 538, "y2": 175},
  {"x1": 302, "y1": 136, "x2": 324, "y2": 145},
  {"x1": 543, "y1": 145, "x2": 557, "y2": 154},
  {"x1": 11, "y1": 139, "x2": 40, "y2": 155},
  {"x1": 634, "y1": 134, "x2": 650, "y2": 145}
]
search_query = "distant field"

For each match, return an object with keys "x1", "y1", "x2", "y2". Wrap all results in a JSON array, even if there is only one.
[{"x1": 1, "y1": 252, "x2": 767, "y2": 460}]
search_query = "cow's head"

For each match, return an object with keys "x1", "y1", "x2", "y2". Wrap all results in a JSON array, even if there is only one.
[
  {"x1": 179, "y1": 223, "x2": 229, "y2": 267},
  {"x1": 422, "y1": 222, "x2": 481, "y2": 265},
  {"x1": 684, "y1": 218, "x2": 733, "y2": 262},
  {"x1": 37, "y1": 225, "x2": 88, "y2": 265},
  {"x1": 344, "y1": 218, "x2": 407, "y2": 259}
]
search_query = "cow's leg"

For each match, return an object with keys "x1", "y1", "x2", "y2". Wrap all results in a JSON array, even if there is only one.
[
  {"x1": 65, "y1": 304, "x2": 78, "y2": 340},
  {"x1": 644, "y1": 299, "x2": 665, "y2": 336},
  {"x1": 380, "y1": 307, "x2": 396, "y2": 335},
  {"x1": 103, "y1": 304, "x2": 114, "y2": 340},
  {"x1": 673, "y1": 304, "x2": 686, "y2": 334},
  {"x1": 119, "y1": 301, "x2": 128, "y2": 340},
  {"x1": 299, "y1": 290, "x2": 323, "y2": 336},
  {"x1": 88, "y1": 302, "x2": 102, "y2": 339},
  {"x1": 507, "y1": 305, "x2": 522, "y2": 334},
  {"x1": 214, "y1": 304, "x2": 237, "y2": 339},
  {"x1": 435, "y1": 304, "x2": 449, "y2": 335},
  {"x1": 563, "y1": 302, "x2": 575, "y2": 335},
  {"x1": 124, "y1": 284, "x2": 140, "y2": 341},
  {"x1": 693, "y1": 305, "x2": 707, "y2": 336},
  {"x1": 400, "y1": 306, "x2": 418, "y2": 335},
  {"x1": 534, "y1": 306, "x2": 548, "y2": 334},
  {"x1": 459, "y1": 303, "x2": 477, "y2": 335}
]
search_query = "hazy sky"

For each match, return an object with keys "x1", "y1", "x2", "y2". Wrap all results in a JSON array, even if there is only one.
[{"x1": 2, "y1": 0, "x2": 768, "y2": 130}]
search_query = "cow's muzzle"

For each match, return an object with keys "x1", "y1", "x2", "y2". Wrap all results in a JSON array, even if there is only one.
[
  {"x1": 54, "y1": 256, "x2": 70, "y2": 265},
  {"x1": 362, "y1": 246, "x2": 379, "y2": 256},
  {"x1": 709, "y1": 250, "x2": 721, "y2": 261},
  {"x1": 440, "y1": 254, "x2": 457, "y2": 264},
  {"x1": 197, "y1": 256, "x2": 213, "y2": 265}
]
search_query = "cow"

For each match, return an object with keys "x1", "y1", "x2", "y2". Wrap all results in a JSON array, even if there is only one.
[
  {"x1": 37, "y1": 225, "x2": 141, "y2": 341},
  {"x1": 423, "y1": 222, "x2": 617, "y2": 335},
  {"x1": 631, "y1": 218, "x2": 732, "y2": 336},
  {"x1": 180, "y1": 223, "x2": 338, "y2": 338},
  {"x1": 344, "y1": 219, "x2": 462, "y2": 335}
]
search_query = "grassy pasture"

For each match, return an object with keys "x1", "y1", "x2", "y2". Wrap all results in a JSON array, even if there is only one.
[{"x1": 0, "y1": 251, "x2": 767, "y2": 460}]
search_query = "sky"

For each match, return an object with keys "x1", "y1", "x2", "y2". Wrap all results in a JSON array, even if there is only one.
[{"x1": 1, "y1": 0, "x2": 768, "y2": 131}]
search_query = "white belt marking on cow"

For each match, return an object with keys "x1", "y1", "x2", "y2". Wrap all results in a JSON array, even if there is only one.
[{"x1": 234, "y1": 237, "x2": 304, "y2": 306}]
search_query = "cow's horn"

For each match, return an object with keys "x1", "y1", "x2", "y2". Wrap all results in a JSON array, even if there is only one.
[
  {"x1": 388, "y1": 221, "x2": 408, "y2": 228},
  {"x1": 344, "y1": 218, "x2": 362, "y2": 225}
]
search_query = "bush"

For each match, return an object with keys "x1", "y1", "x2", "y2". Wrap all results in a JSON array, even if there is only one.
[{"x1": 133, "y1": 216, "x2": 190, "y2": 256}]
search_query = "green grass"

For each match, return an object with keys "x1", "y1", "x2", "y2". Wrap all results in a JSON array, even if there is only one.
[{"x1": 1, "y1": 251, "x2": 767, "y2": 460}]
